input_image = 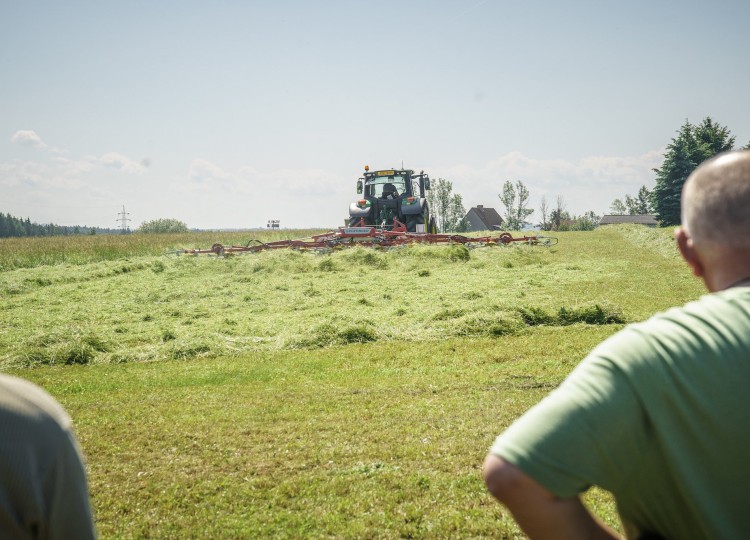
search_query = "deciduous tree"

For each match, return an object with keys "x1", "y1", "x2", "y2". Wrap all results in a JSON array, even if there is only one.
[
  {"x1": 514, "y1": 181, "x2": 534, "y2": 229},
  {"x1": 499, "y1": 180, "x2": 533, "y2": 230},
  {"x1": 446, "y1": 193, "x2": 468, "y2": 232},
  {"x1": 499, "y1": 180, "x2": 517, "y2": 230},
  {"x1": 549, "y1": 195, "x2": 566, "y2": 231},
  {"x1": 426, "y1": 178, "x2": 467, "y2": 232},
  {"x1": 609, "y1": 199, "x2": 626, "y2": 215},
  {"x1": 538, "y1": 196, "x2": 551, "y2": 230},
  {"x1": 624, "y1": 186, "x2": 652, "y2": 215}
]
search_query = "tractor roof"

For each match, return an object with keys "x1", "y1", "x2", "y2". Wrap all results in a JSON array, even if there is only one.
[{"x1": 365, "y1": 169, "x2": 413, "y2": 178}]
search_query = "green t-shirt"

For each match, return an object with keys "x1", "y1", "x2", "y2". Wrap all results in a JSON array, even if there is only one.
[{"x1": 490, "y1": 287, "x2": 750, "y2": 539}]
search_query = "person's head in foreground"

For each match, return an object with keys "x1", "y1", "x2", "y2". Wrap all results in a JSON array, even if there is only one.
[{"x1": 483, "y1": 150, "x2": 750, "y2": 540}]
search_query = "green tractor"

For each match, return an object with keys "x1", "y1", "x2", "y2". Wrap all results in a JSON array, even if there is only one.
[{"x1": 348, "y1": 166, "x2": 438, "y2": 233}]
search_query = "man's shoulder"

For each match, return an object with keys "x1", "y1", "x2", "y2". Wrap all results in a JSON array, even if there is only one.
[
  {"x1": 0, "y1": 375, "x2": 73, "y2": 433},
  {"x1": 584, "y1": 288, "x2": 750, "y2": 379},
  {"x1": 628, "y1": 287, "x2": 750, "y2": 341}
]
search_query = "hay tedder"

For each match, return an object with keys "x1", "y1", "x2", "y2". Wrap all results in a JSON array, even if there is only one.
[{"x1": 172, "y1": 218, "x2": 557, "y2": 256}]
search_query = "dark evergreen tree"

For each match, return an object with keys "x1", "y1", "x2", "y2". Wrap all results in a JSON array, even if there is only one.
[{"x1": 651, "y1": 118, "x2": 736, "y2": 226}]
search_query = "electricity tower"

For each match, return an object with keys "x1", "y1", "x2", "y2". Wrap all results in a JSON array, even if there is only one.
[{"x1": 117, "y1": 205, "x2": 131, "y2": 234}]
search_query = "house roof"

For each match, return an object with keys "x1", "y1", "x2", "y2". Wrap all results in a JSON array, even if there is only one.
[
  {"x1": 466, "y1": 205, "x2": 503, "y2": 229},
  {"x1": 599, "y1": 214, "x2": 659, "y2": 225}
]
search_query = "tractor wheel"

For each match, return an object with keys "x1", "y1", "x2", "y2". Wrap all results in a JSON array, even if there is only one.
[
  {"x1": 428, "y1": 217, "x2": 438, "y2": 234},
  {"x1": 405, "y1": 215, "x2": 420, "y2": 232}
]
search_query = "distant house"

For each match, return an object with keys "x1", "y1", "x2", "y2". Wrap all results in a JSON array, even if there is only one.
[
  {"x1": 465, "y1": 205, "x2": 504, "y2": 232},
  {"x1": 599, "y1": 214, "x2": 659, "y2": 227}
]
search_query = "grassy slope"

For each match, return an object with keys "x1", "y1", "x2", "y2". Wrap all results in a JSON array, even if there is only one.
[{"x1": 1, "y1": 226, "x2": 704, "y2": 538}]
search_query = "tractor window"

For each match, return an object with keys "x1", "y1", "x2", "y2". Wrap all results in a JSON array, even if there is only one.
[{"x1": 365, "y1": 176, "x2": 407, "y2": 199}]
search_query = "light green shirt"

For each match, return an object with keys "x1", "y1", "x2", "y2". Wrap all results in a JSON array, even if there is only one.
[
  {"x1": 491, "y1": 287, "x2": 750, "y2": 539},
  {"x1": 0, "y1": 375, "x2": 96, "y2": 539}
]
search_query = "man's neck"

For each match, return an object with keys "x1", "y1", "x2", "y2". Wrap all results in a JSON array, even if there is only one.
[{"x1": 702, "y1": 249, "x2": 750, "y2": 292}]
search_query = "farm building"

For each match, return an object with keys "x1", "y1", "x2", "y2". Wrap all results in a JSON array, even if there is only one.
[
  {"x1": 464, "y1": 205, "x2": 504, "y2": 231},
  {"x1": 599, "y1": 214, "x2": 659, "y2": 227}
]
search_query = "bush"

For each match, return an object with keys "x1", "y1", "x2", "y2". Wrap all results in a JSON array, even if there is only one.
[{"x1": 137, "y1": 218, "x2": 189, "y2": 234}]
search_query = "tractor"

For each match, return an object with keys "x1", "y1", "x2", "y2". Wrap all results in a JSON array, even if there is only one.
[{"x1": 348, "y1": 166, "x2": 438, "y2": 233}]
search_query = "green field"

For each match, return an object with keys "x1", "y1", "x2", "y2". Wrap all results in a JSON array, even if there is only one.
[{"x1": 0, "y1": 226, "x2": 703, "y2": 538}]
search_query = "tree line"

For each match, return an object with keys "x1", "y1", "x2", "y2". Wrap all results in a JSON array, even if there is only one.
[
  {"x1": 0, "y1": 212, "x2": 190, "y2": 238},
  {"x1": 0, "y1": 212, "x2": 121, "y2": 238}
]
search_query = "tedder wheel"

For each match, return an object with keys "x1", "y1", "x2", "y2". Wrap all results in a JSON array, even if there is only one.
[{"x1": 499, "y1": 233, "x2": 513, "y2": 245}]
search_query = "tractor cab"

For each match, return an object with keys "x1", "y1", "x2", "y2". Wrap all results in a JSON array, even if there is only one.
[
  {"x1": 357, "y1": 168, "x2": 428, "y2": 200},
  {"x1": 349, "y1": 166, "x2": 435, "y2": 232}
]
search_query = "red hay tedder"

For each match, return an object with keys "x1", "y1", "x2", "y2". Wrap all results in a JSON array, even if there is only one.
[{"x1": 172, "y1": 218, "x2": 558, "y2": 256}]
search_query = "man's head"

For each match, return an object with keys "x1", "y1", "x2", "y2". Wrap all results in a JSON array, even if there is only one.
[
  {"x1": 676, "y1": 150, "x2": 750, "y2": 291},
  {"x1": 682, "y1": 150, "x2": 750, "y2": 247}
]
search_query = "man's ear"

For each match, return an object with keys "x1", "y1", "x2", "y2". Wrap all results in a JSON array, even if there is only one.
[{"x1": 675, "y1": 227, "x2": 704, "y2": 278}]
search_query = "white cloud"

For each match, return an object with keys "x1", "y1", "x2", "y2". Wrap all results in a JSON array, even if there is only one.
[
  {"x1": 10, "y1": 130, "x2": 48, "y2": 148},
  {"x1": 189, "y1": 158, "x2": 231, "y2": 182},
  {"x1": 0, "y1": 160, "x2": 95, "y2": 191},
  {"x1": 165, "y1": 160, "x2": 351, "y2": 228},
  {"x1": 180, "y1": 160, "x2": 342, "y2": 197},
  {"x1": 99, "y1": 152, "x2": 145, "y2": 174},
  {"x1": 54, "y1": 156, "x2": 98, "y2": 175},
  {"x1": 0, "y1": 161, "x2": 49, "y2": 187}
]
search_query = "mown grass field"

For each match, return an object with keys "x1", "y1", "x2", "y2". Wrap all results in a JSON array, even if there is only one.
[{"x1": 0, "y1": 226, "x2": 704, "y2": 538}]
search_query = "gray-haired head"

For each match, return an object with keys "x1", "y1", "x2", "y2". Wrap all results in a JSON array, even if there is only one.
[{"x1": 682, "y1": 150, "x2": 750, "y2": 249}]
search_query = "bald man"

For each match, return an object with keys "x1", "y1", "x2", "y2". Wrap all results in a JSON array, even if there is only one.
[{"x1": 483, "y1": 150, "x2": 750, "y2": 539}]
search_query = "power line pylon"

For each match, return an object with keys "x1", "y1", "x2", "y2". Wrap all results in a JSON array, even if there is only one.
[{"x1": 117, "y1": 205, "x2": 131, "y2": 234}]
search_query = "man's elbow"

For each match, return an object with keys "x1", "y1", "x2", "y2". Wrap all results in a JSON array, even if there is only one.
[{"x1": 483, "y1": 453, "x2": 526, "y2": 503}]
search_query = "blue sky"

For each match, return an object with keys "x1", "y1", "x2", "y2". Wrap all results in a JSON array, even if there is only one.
[{"x1": 2, "y1": 0, "x2": 749, "y2": 229}]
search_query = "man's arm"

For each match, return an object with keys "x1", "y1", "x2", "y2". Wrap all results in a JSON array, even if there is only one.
[
  {"x1": 483, "y1": 454, "x2": 620, "y2": 540},
  {"x1": 48, "y1": 428, "x2": 97, "y2": 539}
]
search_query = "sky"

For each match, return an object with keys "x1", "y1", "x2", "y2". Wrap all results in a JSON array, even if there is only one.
[{"x1": 2, "y1": 0, "x2": 749, "y2": 230}]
